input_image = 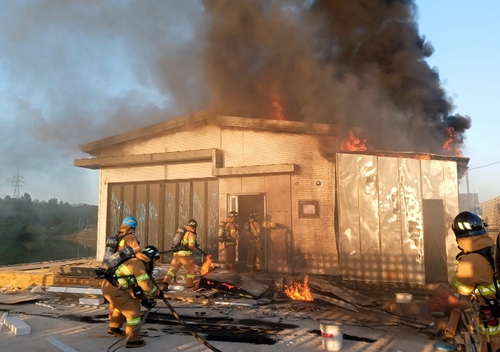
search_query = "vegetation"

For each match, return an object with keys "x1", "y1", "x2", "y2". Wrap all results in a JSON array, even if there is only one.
[{"x1": 0, "y1": 194, "x2": 98, "y2": 265}]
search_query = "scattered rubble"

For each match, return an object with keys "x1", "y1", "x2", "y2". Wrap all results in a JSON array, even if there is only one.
[{"x1": 0, "y1": 260, "x2": 480, "y2": 351}]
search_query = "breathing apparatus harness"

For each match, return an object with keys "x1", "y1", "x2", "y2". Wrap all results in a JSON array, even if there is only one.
[{"x1": 458, "y1": 244, "x2": 500, "y2": 351}]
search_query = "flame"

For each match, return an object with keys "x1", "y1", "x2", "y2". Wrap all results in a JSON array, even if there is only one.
[
  {"x1": 271, "y1": 93, "x2": 285, "y2": 120},
  {"x1": 200, "y1": 254, "x2": 212, "y2": 276},
  {"x1": 442, "y1": 127, "x2": 463, "y2": 157},
  {"x1": 340, "y1": 131, "x2": 367, "y2": 151},
  {"x1": 284, "y1": 274, "x2": 313, "y2": 301},
  {"x1": 204, "y1": 279, "x2": 235, "y2": 290}
]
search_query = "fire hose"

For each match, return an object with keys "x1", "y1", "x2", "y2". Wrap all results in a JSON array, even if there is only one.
[{"x1": 152, "y1": 278, "x2": 222, "y2": 352}]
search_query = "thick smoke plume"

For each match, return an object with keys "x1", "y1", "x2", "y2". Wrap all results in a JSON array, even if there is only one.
[
  {"x1": 0, "y1": 1, "x2": 471, "y2": 203},
  {"x1": 201, "y1": 0, "x2": 470, "y2": 154}
]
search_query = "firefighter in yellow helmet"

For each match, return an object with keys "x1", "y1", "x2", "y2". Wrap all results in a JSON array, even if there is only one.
[
  {"x1": 244, "y1": 211, "x2": 277, "y2": 272},
  {"x1": 451, "y1": 211, "x2": 500, "y2": 352},
  {"x1": 221, "y1": 211, "x2": 239, "y2": 272},
  {"x1": 163, "y1": 219, "x2": 198, "y2": 289},
  {"x1": 101, "y1": 245, "x2": 161, "y2": 348}
]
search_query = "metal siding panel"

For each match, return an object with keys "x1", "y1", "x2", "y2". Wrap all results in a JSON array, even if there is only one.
[
  {"x1": 378, "y1": 157, "x2": 404, "y2": 282},
  {"x1": 148, "y1": 183, "x2": 161, "y2": 250},
  {"x1": 399, "y1": 158, "x2": 424, "y2": 285},
  {"x1": 337, "y1": 154, "x2": 361, "y2": 279},
  {"x1": 136, "y1": 184, "x2": 147, "y2": 245},
  {"x1": 178, "y1": 182, "x2": 190, "y2": 227},
  {"x1": 357, "y1": 155, "x2": 381, "y2": 282},
  {"x1": 207, "y1": 180, "x2": 220, "y2": 261},
  {"x1": 443, "y1": 160, "x2": 460, "y2": 281},
  {"x1": 421, "y1": 159, "x2": 445, "y2": 199},
  {"x1": 163, "y1": 183, "x2": 177, "y2": 257}
]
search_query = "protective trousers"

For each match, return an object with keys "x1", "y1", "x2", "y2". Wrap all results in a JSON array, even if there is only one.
[
  {"x1": 247, "y1": 241, "x2": 263, "y2": 271},
  {"x1": 224, "y1": 243, "x2": 236, "y2": 271},
  {"x1": 165, "y1": 254, "x2": 196, "y2": 287},
  {"x1": 101, "y1": 281, "x2": 142, "y2": 342},
  {"x1": 479, "y1": 332, "x2": 500, "y2": 352}
]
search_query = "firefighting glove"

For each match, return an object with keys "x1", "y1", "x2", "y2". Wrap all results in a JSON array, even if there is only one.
[{"x1": 141, "y1": 298, "x2": 156, "y2": 309}]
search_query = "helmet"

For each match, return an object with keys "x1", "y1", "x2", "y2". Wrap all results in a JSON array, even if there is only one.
[
  {"x1": 122, "y1": 215, "x2": 138, "y2": 229},
  {"x1": 452, "y1": 211, "x2": 487, "y2": 238},
  {"x1": 187, "y1": 219, "x2": 198, "y2": 228},
  {"x1": 229, "y1": 211, "x2": 238, "y2": 219},
  {"x1": 142, "y1": 246, "x2": 160, "y2": 261},
  {"x1": 250, "y1": 211, "x2": 259, "y2": 218}
]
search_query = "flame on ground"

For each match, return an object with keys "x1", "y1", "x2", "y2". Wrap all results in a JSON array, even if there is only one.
[
  {"x1": 200, "y1": 254, "x2": 212, "y2": 276},
  {"x1": 340, "y1": 131, "x2": 367, "y2": 151},
  {"x1": 284, "y1": 274, "x2": 313, "y2": 301}
]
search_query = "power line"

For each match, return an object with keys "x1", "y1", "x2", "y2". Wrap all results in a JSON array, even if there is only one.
[{"x1": 469, "y1": 160, "x2": 500, "y2": 170}]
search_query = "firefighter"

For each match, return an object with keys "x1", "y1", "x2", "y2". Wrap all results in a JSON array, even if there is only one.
[
  {"x1": 220, "y1": 211, "x2": 239, "y2": 272},
  {"x1": 163, "y1": 219, "x2": 198, "y2": 289},
  {"x1": 106, "y1": 215, "x2": 142, "y2": 322},
  {"x1": 118, "y1": 215, "x2": 142, "y2": 255},
  {"x1": 451, "y1": 211, "x2": 500, "y2": 352},
  {"x1": 244, "y1": 211, "x2": 277, "y2": 272},
  {"x1": 101, "y1": 245, "x2": 161, "y2": 348}
]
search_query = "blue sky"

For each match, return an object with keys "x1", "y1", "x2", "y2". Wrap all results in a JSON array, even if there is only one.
[
  {"x1": 417, "y1": 0, "x2": 500, "y2": 201},
  {"x1": 0, "y1": 1, "x2": 498, "y2": 205}
]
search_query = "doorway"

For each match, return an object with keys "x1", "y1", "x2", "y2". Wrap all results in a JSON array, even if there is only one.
[
  {"x1": 423, "y1": 199, "x2": 449, "y2": 284},
  {"x1": 227, "y1": 194, "x2": 265, "y2": 270}
]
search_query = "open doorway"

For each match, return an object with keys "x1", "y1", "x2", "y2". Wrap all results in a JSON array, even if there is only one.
[
  {"x1": 227, "y1": 194, "x2": 265, "y2": 270},
  {"x1": 423, "y1": 199, "x2": 449, "y2": 284}
]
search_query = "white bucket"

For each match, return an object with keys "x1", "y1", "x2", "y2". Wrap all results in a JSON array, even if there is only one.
[{"x1": 320, "y1": 320, "x2": 343, "y2": 351}]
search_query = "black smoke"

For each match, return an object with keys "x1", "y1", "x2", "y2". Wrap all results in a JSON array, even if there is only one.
[{"x1": 201, "y1": 0, "x2": 470, "y2": 154}]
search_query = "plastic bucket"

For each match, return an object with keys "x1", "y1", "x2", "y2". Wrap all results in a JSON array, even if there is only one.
[{"x1": 319, "y1": 320, "x2": 343, "y2": 351}]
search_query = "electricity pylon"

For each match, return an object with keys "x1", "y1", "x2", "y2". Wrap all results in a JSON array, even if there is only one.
[{"x1": 12, "y1": 171, "x2": 24, "y2": 199}]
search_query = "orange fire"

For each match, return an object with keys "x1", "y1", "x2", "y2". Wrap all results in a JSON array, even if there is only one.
[
  {"x1": 200, "y1": 254, "x2": 212, "y2": 276},
  {"x1": 284, "y1": 274, "x2": 313, "y2": 301},
  {"x1": 340, "y1": 131, "x2": 367, "y2": 151},
  {"x1": 442, "y1": 127, "x2": 463, "y2": 157},
  {"x1": 271, "y1": 93, "x2": 285, "y2": 120},
  {"x1": 205, "y1": 279, "x2": 235, "y2": 290}
]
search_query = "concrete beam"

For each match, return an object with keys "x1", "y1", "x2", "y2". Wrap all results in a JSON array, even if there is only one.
[{"x1": 213, "y1": 163, "x2": 295, "y2": 176}]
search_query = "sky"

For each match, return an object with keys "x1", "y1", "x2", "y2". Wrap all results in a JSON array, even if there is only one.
[{"x1": 0, "y1": 1, "x2": 499, "y2": 205}]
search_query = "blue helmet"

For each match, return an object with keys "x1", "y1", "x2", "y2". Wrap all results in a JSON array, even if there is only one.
[{"x1": 122, "y1": 215, "x2": 138, "y2": 229}]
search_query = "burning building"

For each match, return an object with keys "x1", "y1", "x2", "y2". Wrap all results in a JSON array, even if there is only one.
[{"x1": 74, "y1": 111, "x2": 468, "y2": 286}]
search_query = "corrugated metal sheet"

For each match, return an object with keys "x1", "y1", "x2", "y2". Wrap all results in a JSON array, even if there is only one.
[{"x1": 337, "y1": 153, "x2": 459, "y2": 285}]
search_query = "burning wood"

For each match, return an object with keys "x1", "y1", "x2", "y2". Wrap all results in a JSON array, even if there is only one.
[
  {"x1": 199, "y1": 267, "x2": 269, "y2": 298},
  {"x1": 200, "y1": 254, "x2": 213, "y2": 276},
  {"x1": 340, "y1": 131, "x2": 367, "y2": 152},
  {"x1": 284, "y1": 274, "x2": 313, "y2": 301}
]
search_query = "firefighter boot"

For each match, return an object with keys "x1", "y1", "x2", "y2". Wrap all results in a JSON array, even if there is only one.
[
  {"x1": 186, "y1": 277, "x2": 195, "y2": 289},
  {"x1": 162, "y1": 272, "x2": 174, "y2": 291}
]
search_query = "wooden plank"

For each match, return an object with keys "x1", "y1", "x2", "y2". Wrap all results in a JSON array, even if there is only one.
[
  {"x1": 310, "y1": 292, "x2": 358, "y2": 312},
  {"x1": 444, "y1": 308, "x2": 461, "y2": 339},
  {"x1": 199, "y1": 267, "x2": 268, "y2": 298},
  {"x1": 0, "y1": 258, "x2": 95, "y2": 272},
  {"x1": 308, "y1": 278, "x2": 357, "y2": 304},
  {"x1": 309, "y1": 278, "x2": 377, "y2": 306},
  {"x1": 0, "y1": 292, "x2": 47, "y2": 304},
  {"x1": 49, "y1": 266, "x2": 99, "y2": 277}
]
